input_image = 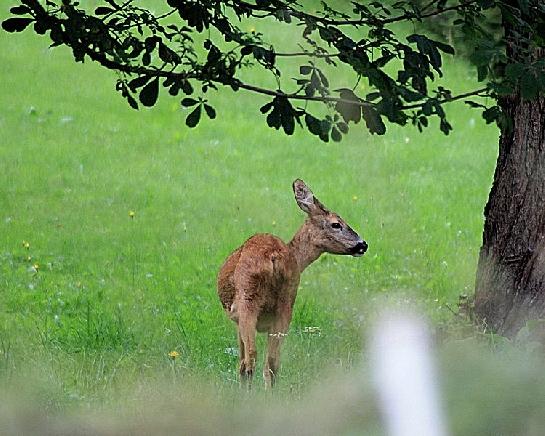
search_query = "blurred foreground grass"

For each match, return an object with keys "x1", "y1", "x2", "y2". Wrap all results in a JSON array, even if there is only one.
[{"x1": 3, "y1": 332, "x2": 545, "y2": 436}]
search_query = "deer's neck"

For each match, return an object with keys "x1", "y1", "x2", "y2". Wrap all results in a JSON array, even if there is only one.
[{"x1": 288, "y1": 220, "x2": 323, "y2": 273}]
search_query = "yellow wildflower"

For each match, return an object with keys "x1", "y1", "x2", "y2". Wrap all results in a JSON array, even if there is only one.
[
  {"x1": 22, "y1": 240, "x2": 30, "y2": 250},
  {"x1": 129, "y1": 210, "x2": 135, "y2": 219},
  {"x1": 168, "y1": 350, "x2": 180, "y2": 360},
  {"x1": 33, "y1": 263, "x2": 39, "y2": 272},
  {"x1": 352, "y1": 195, "x2": 358, "y2": 202}
]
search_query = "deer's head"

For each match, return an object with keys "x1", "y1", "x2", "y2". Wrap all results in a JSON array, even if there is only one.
[{"x1": 293, "y1": 179, "x2": 367, "y2": 257}]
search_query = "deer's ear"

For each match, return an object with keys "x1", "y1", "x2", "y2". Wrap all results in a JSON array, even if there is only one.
[{"x1": 292, "y1": 179, "x2": 327, "y2": 215}]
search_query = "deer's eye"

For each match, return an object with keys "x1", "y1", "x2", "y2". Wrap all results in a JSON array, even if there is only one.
[{"x1": 331, "y1": 222, "x2": 342, "y2": 230}]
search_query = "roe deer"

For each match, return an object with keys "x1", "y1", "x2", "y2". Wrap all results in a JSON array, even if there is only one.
[{"x1": 217, "y1": 179, "x2": 367, "y2": 388}]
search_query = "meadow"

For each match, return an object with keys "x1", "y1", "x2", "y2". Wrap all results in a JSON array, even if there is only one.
[{"x1": 4, "y1": 1, "x2": 543, "y2": 434}]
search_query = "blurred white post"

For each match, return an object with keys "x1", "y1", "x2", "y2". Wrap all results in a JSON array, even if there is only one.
[{"x1": 370, "y1": 312, "x2": 448, "y2": 436}]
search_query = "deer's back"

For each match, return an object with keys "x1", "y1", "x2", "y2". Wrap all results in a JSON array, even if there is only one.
[{"x1": 217, "y1": 233, "x2": 300, "y2": 319}]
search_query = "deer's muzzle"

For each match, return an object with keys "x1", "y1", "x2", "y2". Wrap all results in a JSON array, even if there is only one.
[{"x1": 350, "y1": 240, "x2": 368, "y2": 257}]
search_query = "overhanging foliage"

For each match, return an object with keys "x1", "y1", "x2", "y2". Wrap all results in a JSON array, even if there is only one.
[{"x1": 3, "y1": 0, "x2": 545, "y2": 141}]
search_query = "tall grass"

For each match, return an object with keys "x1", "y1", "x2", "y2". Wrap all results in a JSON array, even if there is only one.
[{"x1": 0, "y1": 0, "x2": 499, "y2": 407}]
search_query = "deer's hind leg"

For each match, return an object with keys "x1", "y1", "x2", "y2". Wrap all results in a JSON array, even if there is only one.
[
  {"x1": 237, "y1": 312, "x2": 258, "y2": 388},
  {"x1": 233, "y1": 259, "x2": 273, "y2": 388},
  {"x1": 264, "y1": 332, "x2": 283, "y2": 389}
]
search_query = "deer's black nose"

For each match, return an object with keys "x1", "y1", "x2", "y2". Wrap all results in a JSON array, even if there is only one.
[{"x1": 351, "y1": 240, "x2": 368, "y2": 256}]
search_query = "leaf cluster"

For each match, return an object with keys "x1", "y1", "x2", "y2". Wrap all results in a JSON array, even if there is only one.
[{"x1": 3, "y1": 0, "x2": 545, "y2": 140}]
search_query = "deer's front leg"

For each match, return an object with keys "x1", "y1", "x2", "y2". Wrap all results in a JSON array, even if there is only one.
[
  {"x1": 237, "y1": 328, "x2": 246, "y2": 377},
  {"x1": 264, "y1": 308, "x2": 292, "y2": 389}
]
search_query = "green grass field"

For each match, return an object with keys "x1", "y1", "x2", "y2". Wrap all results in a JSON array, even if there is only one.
[{"x1": 0, "y1": 0, "x2": 513, "y2": 429}]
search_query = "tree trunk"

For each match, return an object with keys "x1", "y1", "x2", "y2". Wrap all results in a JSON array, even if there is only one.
[{"x1": 474, "y1": 93, "x2": 545, "y2": 336}]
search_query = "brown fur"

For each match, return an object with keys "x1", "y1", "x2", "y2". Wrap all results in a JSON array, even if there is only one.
[{"x1": 217, "y1": 180, "x2": 367, "y2": 388}]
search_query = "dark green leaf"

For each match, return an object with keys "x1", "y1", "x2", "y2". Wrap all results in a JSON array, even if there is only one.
[
  {"x1": 317, "y1": 69, "x2": 329, "y2": 87},
  {"x1": 320, "y1": 119, "x2": 332, "y2": 135},
  {"x1": 50, "y1": 26, "x2": 63, "y2": 45},
  {"x1": 433, "y1": 101, "x2": 445, "y2": 118},
  {"x1": 434, "y1": 40, "x2": 455, "y2": 55},
  {"x1": 253, "y1": 47, "x2": 275, "y2": 67},
  {"x1": 168, "y1": 82, "x2": 180, "y2": 96},
  {"x1": 142, "y1": 51, "x2": 151, "y2": 66},
  {"x1": 399, "y1": 88, "x2": 423, "y2": 103},
  {"x1": 331, "y1": 127, "x2": 342, "y2": 142},
  {"x1": 470, "y1": 39, "x2": 502, "y2": 68},
  {"x1": 10, "y1": 5, "x2": 31, "y2": 15},
  {"x1": 277, "y1": 98, "x2": 296, "y2": 135},
  {"x1": 215, "y1": 17, "x2": 230, "y2": 33},
  {"x1": 300, "y1": 65, "x2": 312, "y2": 75},
  {"x1": 34, "y1": 20, "x2": 47, "y2": 35},
  {"x1": 422, "y1": 101, "x2": 433, "y2": 116},
  {"x1": 335, "y1": 89, "x2": 362, "y2": 123},
  {"x1": 281, "y1": 112, "x2": 295, "y2": 135},
  {"x1": 407, "y1": 34, "x2": 443, "y2": 73},
  {"x1": 477, "y1": 65, "x2": 488, "y2": 82},
  {"x1": 260, "y1": 101, "x2": 274, "y2": 114},
  {"x1": 337, "y1": 122, "x2": 349, "y2": 134},
  {"x1": 366, "y1": 92, "x2": 381, "y2": 101},
  {"x1": 305, "y1": 113, "x2": 322, "y2": 135},
  {"x1": 319, "y1": 131, "x2": 329, "y2": 142},
  {"x1": 139, "y1": 77, "x2": 159, "y2": 107},
  {"x1": 266, "y1": 109, "x2": 281, "y2": 129},
  {"x1": 204, "y1": 104, "x2": 216, "y2": 119},
  {"x1": 305, "y1": 84, "x2": 315, "y2": 97},
  {"x1": 158, "y1": 42, "x2": 180, "y2": 64},
  {"x1": 181, "y1": 80, "x2": 193, "y2": 95},
  {"x1": 2, "y1": 17, "x2": 33, "y2": 32},
  {"x1": 482, "y1": 106, "x2": 500, "y2": 124},
  {"x1": 128, "y1": 75, "x2": 150, "y2": 92},
  {"x1": 181, "y1": 97, "x2": 199, "y2": 107},
  {"x1": 95, "y1": 6, "x2": 115, "y2": 15},
  {"x1": 163, "y1": 76, "x2": 175, "y2": 88},
  {"x1": 145, "y1": 36, "x2": 158, "y2": 52},
  {"x1": 361, "y1": 106, "x2": 386, "y2": 135},
  {"x1": 240, "y1": 45, "x2": 253, "y2": 56},
  {"x1": 186, "y1": 105, "x2": 202, "y2": 128},
  {"x1": 439, "y1": 118, "x2": 452, "y2": 135},
  {"x1": 310, "y1": 70, "x2": 320, "y2": 88},
  {"x1": 126, "y1": 93, "x2": 139, "y2": 110}
]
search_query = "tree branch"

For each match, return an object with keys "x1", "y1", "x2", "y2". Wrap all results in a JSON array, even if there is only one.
[
  {"x1": 75, "y1": 37, "x2": 491, "y2": 114},
  {"x1": 232, "y1": 81, "x2": 372, "y2": 106},
  {"x1": 228, "y1": 0, "x2": 479, "y2": 27},
  {"x1": 401, "y1": 87, "x2": 489, "y2": 110},
  {"x1": 274, "y1": 51, "x2": 339, "y2": 58}
]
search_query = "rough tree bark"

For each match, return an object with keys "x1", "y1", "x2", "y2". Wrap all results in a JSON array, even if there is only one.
[
  {"x1": 474, "y1": 1, "x2": 545, "y2": 337},
  {"x1": 474, "y1": 93, "x2": 545, "y2": 336}
]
